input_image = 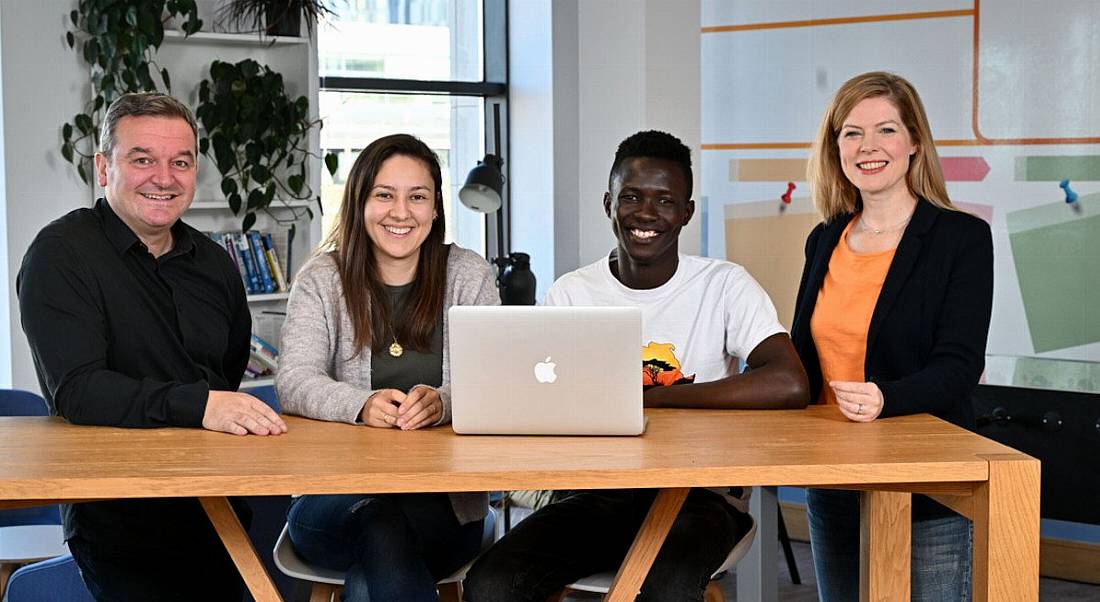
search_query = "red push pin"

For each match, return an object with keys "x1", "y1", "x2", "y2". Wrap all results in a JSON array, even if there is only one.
[{"x1": 779, "y1": 182, "x2": 796, "y2": 213}]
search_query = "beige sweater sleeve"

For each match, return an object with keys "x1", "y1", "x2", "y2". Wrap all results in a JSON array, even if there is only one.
[{"x1": 276, "y1": 246, "x2": 500, "y2": 425}]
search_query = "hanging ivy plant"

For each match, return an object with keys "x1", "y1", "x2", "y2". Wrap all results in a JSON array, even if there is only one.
[
  {"x1": 196, "y1": 58, "x2": 338, "y2": 231},
  {"x1": 60, "y1": 0, "x2": 203, "y2": 184}
]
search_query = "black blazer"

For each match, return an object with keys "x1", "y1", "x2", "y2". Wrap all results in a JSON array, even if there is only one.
[{"x1": 790, "y1": 198, "x2": 993, "y2": 430}]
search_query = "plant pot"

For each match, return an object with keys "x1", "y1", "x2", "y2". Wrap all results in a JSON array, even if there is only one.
[{"x1": 265, "y1": 5, "x2": 301, "y2": 36}]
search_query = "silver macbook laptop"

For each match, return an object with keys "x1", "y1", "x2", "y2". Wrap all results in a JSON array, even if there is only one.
[{"x1": 448, "y1": 306, "x2": 644, "y2": 435}]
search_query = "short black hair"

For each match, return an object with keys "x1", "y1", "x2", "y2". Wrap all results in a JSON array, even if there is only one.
[{"x1": 608, "y1": 130, "x2": 693, "y2": 196}]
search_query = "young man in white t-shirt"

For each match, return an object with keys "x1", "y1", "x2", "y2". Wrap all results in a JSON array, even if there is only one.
[{"x1": 465, "y1": 131, "x2": 809, "y2": 601}]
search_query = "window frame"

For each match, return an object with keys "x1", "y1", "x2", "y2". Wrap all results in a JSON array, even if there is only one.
[{"x1": 317, "y1": 0, "x2": 510, "y2": 259}]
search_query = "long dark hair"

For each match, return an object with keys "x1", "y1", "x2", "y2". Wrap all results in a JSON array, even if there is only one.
[{"x1": 321, "y1": 134, "x2": 447, "y2": 354}]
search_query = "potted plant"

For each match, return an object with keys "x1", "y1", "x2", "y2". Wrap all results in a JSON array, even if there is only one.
[
  {"x1": 195, "y1": 58, "x2": 338, "y2": 231},
  {"x1": 60, "y1": 0, "x2": 203, "y2": 184},
  {"x1": 218, "y1": 0, "x2": 337, "y2": 37}
]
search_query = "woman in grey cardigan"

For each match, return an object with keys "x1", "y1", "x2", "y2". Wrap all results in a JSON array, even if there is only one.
[{"x1": 276, "y1": 134, "x2": 499, "y2": 601}]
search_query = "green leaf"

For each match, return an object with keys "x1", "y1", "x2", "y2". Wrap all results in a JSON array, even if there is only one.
[
  {"x1": 221, "y1": 178, "x2": 238, "y2": 196},
  {"x1": 287, "y1": 174, "x2": 304, "y2": 195},
  {"x1": 199, "y1": 138, "x2": 209, "y2": 155},
  {"x1": 228, "y1": 192, "x2": 242, "y2": 214},
  {"x1": 77, "y1": 162, "x2": 88, "y2": 184},
  {"x1": 61, "y1": 141, "x2": 74, "y2": 163},
  {"x1": 251, "y1": 164, "x2": 271, "y2": 183},
  {"x1": 83, "y1": 39, "x2": 99, "y2": 64},
  {"x1": 161, "y1": 68, "x2": 171, "y2": 91},
  {"x1": 125, "y1": 6, "x2": 138, "y2": 27},
  {"x1": 94, "y1": 95, "x2": 104, "y2": 111},
  {"x1": 247, "y1": 188, "x2": 265, "y2": 210},
  {"x1": 66, "y1": 31, "x2": 75, "y2": 49},
  {"x1": 74, "y1": 113, "x2": 93, "y2": 134},
  {"x1": 242, "y1": 212, "x2": 257, "y2": 233},
  {"x1": 325, "y1": 153, "x2": 339, "y2": 176},
  {"x1": 70, "y1": 10, "x2": 78, "y2": 27},
  {"x1": 62, "y1": 123, "x2": 73, "y2": 140}
]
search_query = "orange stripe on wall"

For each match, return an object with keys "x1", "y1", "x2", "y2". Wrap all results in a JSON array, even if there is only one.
[
  {"x1": 702, "y1": 139, "x2": 981, "y2": 151},
  {"x1": 701, "y1": 9, "x2": 974, "y2": 34}
]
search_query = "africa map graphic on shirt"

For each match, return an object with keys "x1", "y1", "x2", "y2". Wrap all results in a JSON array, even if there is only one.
[{"x1": 641, "y1": 342, "x2": 696, "y2": 387}]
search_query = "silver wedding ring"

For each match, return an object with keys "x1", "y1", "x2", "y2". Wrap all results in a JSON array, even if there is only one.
[{"x1": 857, "y1": 403, "x2": 864, "y2": 415}]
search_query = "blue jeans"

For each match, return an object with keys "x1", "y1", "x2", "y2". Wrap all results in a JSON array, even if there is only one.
[
  {"x1": 806, "y1": 489, "x2": 972, "y2": 602},
  {"x1": 287, "y1": 493, "x2": 484, "y2": 602},
  {"x1": 463, "y1": 488, "x2": 752, "y2": 602}
]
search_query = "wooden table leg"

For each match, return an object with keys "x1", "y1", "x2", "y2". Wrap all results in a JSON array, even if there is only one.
[
  {"x1": 199, "y1": 496, "x2": 283, "y2": 602},
  {"x1": 972, "y1": 454, "x2": 1040, "y2": 601},
  {"x1": 859, "y1": 490, "x2": 911, "y2": 602},
  {"x1": 604, "y1": 487, "x2": 690, "y2": 602}
]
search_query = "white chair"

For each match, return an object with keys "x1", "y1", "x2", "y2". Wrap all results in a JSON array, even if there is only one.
[
  {"x1": 557, "y1": 515, "x2": 757, "y2": 602},
  {"x1": 273, "y1": 505, "x2": 497, "y2": 602}
]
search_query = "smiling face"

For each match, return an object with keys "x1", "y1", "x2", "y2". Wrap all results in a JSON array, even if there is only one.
[
  {"x1": 837, "y1": 96, "x2": 918, "y2": 203},
  {"x1": 364, "y1": 154, "x2": 438, "y2": 282},
  {"x1": 95, "y1": 115, "x2": 197, "y2": 242},
  {"x1": 604, "y1": 156, "x2": 694, "y2": 273}
]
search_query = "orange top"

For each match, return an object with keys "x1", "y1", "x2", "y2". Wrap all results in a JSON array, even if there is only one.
[{"x1": 810, "y1": 220, "x2": 896, "y2": 404}]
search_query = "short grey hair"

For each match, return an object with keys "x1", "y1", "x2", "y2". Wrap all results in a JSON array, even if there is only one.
[{"x1": 99, "y1": 92, "x2": 199, "y2": 159}]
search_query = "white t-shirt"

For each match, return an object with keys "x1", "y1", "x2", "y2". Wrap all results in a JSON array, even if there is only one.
[{"x1": 545, "y1": 253, "x2": 786, "y2": 386}]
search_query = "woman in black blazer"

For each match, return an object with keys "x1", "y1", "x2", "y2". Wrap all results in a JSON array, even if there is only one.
[{"x1": 791, "y1": 72, "x2": 993, "y2": 601}]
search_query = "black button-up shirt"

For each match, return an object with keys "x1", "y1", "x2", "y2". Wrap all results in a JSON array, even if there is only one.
[
  {"x1": 17, "y1": 198, "x2": 250, "y2": 426},
  {"x1": 16, "y1": 199, "x2": 252, "y2": 542}
]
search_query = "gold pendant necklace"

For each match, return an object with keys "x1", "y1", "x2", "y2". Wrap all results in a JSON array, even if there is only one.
[{"x1": 388, "y1": 337, "x2": 403, "y2": 358}]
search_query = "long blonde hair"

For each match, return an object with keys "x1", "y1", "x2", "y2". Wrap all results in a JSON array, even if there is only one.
[{"x1": 807, "y1": 71, "x2": 955, "y2": 222}]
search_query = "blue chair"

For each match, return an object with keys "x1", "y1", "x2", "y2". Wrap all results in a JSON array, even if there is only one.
[
  {"x1": 0, "y1": 390, "x2": 67, "y2": 598},
  {"x1": 4, "y1": 553, "x2": 94, "y2": 602},
  {"x1": 246, "y1": 384, "x2": 281, "y2": 413}
]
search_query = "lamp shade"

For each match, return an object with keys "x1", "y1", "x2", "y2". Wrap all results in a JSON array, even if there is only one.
[{"x1": 459, "y1": 154, "x2": 504, "y2": 213}]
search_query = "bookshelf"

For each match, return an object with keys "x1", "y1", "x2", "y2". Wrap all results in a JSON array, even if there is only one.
[{"x1": 152, "y1": 16, "x2": 322, "y2": 392}]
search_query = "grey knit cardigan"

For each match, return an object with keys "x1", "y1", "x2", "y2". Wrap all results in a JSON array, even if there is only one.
[{"x1": 275, "y1": 244, "x2": 500, "y2": 524}]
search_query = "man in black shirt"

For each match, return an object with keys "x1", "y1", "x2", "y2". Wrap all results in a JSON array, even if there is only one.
[{"x1": 17, "y1": 92, "x2": 287, "y2": 601}]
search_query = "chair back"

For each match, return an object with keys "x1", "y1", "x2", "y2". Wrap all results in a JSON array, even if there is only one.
[
  {"x1": 247, "y1": 385, "x2": 281, "y2": 413},
  {"x1": 0, "y1": 389, "x2": 49, "y2": 417},
  {"x1": 4, "y1": 553, "x2": 94, "y2": 602},
  {"x1": 0, "y1": 390, "x2": 60, "y2": 527}
]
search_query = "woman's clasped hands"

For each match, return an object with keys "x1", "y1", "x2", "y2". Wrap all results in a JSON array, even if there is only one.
[{"x1": 361, "y1": 386, "x2": 443, "y2": 430}]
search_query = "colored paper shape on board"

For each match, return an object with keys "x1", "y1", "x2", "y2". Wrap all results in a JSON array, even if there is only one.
[
  {"x1": 954, "y1": 201, "x2": 993, "y2": 224},
  {"x1": 940, "y1": 157, "x2": 990, "y2": 181},
  {"x1": 725, "y1": 197, "x2": 818, "y2": 330},
  {"x1": 1015, "y1": 156, "x2": 1100, "y2": 182},
  {"x1": 729, "y1": 158, "x2": 808, "y2": 182},
  {"x1": 1007, "y1": 192, "x2": 1100, "y2": 352}
]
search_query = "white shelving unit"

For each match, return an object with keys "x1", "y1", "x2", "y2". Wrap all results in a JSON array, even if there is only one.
[{"x1": 153, "y1": 20, "x2": 322, "y2": 392}]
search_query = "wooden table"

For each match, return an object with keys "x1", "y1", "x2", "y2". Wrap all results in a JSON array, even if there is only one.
[{"x1": 0, "y1": 407, "x2": 1039, "y2": 601}]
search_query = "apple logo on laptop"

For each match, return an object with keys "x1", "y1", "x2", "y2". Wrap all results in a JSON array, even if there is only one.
[{"x1": 534, "y1": 356, "x2": 558, "y2": 383}]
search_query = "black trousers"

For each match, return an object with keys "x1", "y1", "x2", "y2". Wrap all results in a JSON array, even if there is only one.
[{"x1": 67, "y1": 497, "x2": 250, "y2": 602}]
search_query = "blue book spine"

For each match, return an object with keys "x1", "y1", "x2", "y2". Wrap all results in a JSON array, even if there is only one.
[
  {"x1": 235, "y1": 233, "x2": 262, "y2": 294},
  {"x1": 248, "y1": 230, "x2": 276, "y2": 293}
]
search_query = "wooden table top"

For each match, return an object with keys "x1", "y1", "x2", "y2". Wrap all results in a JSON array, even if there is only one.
[{"x1": 0, "y1": 406, "x2": 1017, "y2": 501}]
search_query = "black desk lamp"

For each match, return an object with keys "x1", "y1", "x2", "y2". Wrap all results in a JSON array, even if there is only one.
[{"x1": 458, "y1": 125, "x2": 535, "y2": 305}]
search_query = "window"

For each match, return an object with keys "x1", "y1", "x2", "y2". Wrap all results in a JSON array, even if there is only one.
[{"x1": 317, "y1": 0, "x2": 507, "y2": 257}]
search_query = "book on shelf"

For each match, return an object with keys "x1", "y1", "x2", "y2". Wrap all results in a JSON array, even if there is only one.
[
  {"x1": 253, "y1": 311, "x2": 285, "y2": 351},
  {"x1": 207, "y1": 229, "x2": 293, "y2": 295},
  {"x1": 246, "y1": 332, "x2": 280, "y2": 378},
  {"x1": 247, "y1": 230, "x2": 276, "y2": 294}
]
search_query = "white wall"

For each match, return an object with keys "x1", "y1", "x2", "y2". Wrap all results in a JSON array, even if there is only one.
[
  {"x1": 510, "y1": 0, "x2": 701, "y2": 299},
  {"x1": 1, "y1": 2, "x2": 91, "y2": 391}
]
